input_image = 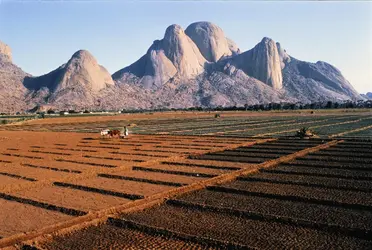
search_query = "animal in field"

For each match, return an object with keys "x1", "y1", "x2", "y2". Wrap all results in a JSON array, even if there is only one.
[
  {"x1": 108, "y1": 129, "x2": 121, "y2": 138},
  {"x1": 100, "y1": 127, "x2": 128, "y2": 139},
  {"x1": 100, "y1": 129, "x2": 110, "y2": 136}
]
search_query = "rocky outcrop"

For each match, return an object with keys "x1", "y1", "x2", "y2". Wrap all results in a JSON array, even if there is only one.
[
  {"x1": 226, "y1": 38, "x2": 240, "y2": 56},
  {"x1": 0, "y1": 41, "x2": 12, "y2": 62},
  {"x1": 361, "y1": 92, "x2": 372, "y2": 100},
  {"x1": 23, "y1": 50, "x2": 114, "y2": 108},
  {"x1": 276, "y1": 42, "x2": 290, "y2": 69},
  {"x1": 282, "y1": 57, "x2": 361, "y2": 102},
  {"x1": 0, "y1": 21, "x2": 364, "y2": 112},
  {"x1": 113, "y1": 24, "x2": 206, "y2": 89},
  {"x1": 185, "y1": 22, "x2": 240, "y2": 62},
  {"x1": 225, "y1": 37, "x2": 283, "y2": 90},
  {"x1": 163, "y1": 24, "x2": 207, "y2": 78},
  {"x1": 112, "y1": 41, "x2": 177, "y2": 89},
  {"x1": 0, "y1": 41, "x2": 31, "y2": 112}
]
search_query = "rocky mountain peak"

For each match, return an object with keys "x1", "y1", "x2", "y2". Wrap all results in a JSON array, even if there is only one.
[
  {"x1": 57, "y1": 49, "x2": 114, "y2": 92},
  {"x1": 185, "y1": 21, "x2": 240, "y2": 62},
  {"x1": 225, "y1": 36, "x2": 283, "y2": 90},
  {"x1": 22, "y1": 49, "x2": 115, "y2": 110},
  {"x1": 252, "y1": 37, "x2": 283, "y2": 89},
  {"x1": 164, "y1": 24, "x2": 184, "y2": 37},
  {"x1": 0, "y1": 22, "x2": 364, "y2": 113},
  {"x1": 0, "y1": 41, "x2": 12, "y2": 62},
  {"x1": 162, "y1": 24, "x2": 206, "y2": 78},
  {"x1": 70, "y1": 49, "x2": 96, "y2": 61}
]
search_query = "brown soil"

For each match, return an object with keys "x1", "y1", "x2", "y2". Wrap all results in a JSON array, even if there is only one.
[
  {"x1": 136, "y1": 163, "x2": 231, "y2": 176},
  {"x1": 122, "y1": 204, "x2": 371, "y2": 249},
  {"x1": 1, "y1": 116, "x2": 366, "y2": 249},
  {"x1": 0, "y1": 199, "x2": 73, "y2": 237},
  {"x1": 0, "y1": 130, "x2": 267, "y2": 245},
  {"x1": 12, "y1": 186, "x2": 131, "y2": 212},
  {"x1": 39, "y1": 223, "x2": 213, "y2": 250},
  {"x1": 71, "y1": 176, "x2": 173, "y2": 197},
  {"x1": 106, "y1": 169, "x2": 209, "y2": 185}
]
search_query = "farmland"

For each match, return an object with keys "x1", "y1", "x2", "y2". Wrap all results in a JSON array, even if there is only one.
[{"x1": 0, "y1": 110, "x2": 371, "y2": 249}]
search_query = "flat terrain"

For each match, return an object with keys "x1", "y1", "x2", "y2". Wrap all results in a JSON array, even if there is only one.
[
  {"x1": 0, "y1": 111, "x2": 370, "y2": 249},
  {"x1": 2, "y1": 110, "x2": 372, "y2": 138}
]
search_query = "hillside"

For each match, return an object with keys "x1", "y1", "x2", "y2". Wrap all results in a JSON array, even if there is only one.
[{"x1": 0, "y1": 21, "x2": 363, "y2": 112}]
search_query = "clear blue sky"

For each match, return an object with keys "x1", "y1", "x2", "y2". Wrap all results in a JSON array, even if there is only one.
[{"x1": 0, "y1": 0, "x2": 371, "y2": 93}]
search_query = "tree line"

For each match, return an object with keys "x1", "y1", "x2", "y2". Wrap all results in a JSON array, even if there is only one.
[
  {"x1": 21, "y1": 99, "x2": 372, "y2": 116},
  {"x1": 120, "y1": 100, "x2": 372, "y2": 113}
]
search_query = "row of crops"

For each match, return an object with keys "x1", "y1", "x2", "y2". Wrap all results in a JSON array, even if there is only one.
[
  {"x1": 3, "y1": 114, "x2": 371, "y2": 138},
  {"x1": 109, "y1": 140, "x2": 371, "y2": 249}
]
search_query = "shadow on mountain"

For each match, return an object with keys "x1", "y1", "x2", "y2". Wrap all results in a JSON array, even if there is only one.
[{"x1": 23, "y1": 67, "x2": 63, "y2": 92}]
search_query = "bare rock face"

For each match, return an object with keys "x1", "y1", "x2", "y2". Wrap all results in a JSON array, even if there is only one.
[
  {"x1": 276, "y1": 42, "x2": 290, "y2": 69},
  {"x1": 226, "y1": 38, "x2": 240, "y2": 56},
  {"x1": 163, "y1": 24, "x2": 206, "y2": 78},
  {"x1": 282, "y1": 57, "x2": 361, "y2": 101},
  {"x1": 361, "y1": 92, "x2": 372, "y2": 100},
  {"x1": 113, "y1": 40, "x2": 177, "y2": 89},
  {"x1": 23, "y1": 50, "x2": 114, "y2": 109},
  {"x1": 0, "y1": 41, "x2": 31, "y2": 112},
  {"x1": 56, "y1": 50, "x2": 114, "y2": 93},
  {"x1": 0, "y1": 22, "x2": 364, "y2": 112},
  {"x1": 113, "y1": 24, "x2": 206, "y2": 89},
  {"x1": 226, "y1": 37, "x2": 283, "y2": 90},
  {"x1": 0, "y1": 41, "x2": 12, "y2": 62},
  {"x1": 185, "y1": 22, "x2": 240, "y2": 62},
  {"x1": 26, "y1": 50, "x2": 114, "y2": 92}
]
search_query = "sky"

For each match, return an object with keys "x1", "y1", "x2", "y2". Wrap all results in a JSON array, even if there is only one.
[{"x1": 0, "y1": 0, "x2": 371, "y2": 93}]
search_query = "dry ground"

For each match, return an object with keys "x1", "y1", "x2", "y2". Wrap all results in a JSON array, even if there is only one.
[{"x1": 0, "y1": 112, "x2": 371, "y2": 249}]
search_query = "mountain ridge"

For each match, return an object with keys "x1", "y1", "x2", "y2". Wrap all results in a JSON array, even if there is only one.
[{"x1": 0, "y1": 21, "x2": 363, "y2": 112}]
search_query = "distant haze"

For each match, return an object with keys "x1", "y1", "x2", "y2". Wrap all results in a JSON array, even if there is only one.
[{"x1": 0, "y1": 0, "x2": 371, "y2": 93}]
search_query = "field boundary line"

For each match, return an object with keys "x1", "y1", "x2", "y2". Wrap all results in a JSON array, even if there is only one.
[
  {"x1": 207, "y1": 118, "x2": 333, "y2": 136},
  {"x1": 164, "y1": 119, "x2": 280, "y2": 134},
  {"x1": 202, "y1": 119, "x2": 298, "y2": 135},
  {"x1": 108, "y1": 217, "x2": 253, "y2": 249},
  {"x1": 329, "y1": 124, "x2": 372, "y2": 138},
  {"x1": 254, "y1": 119, "x2": 362, "y2": 137},
  {"x1": 106, "y1": 138, "x2": 275, "y2": 175},
  {"x1": 7, "y1": 139, "x2": 342, "y2": 249},
  {"x1": 1, "y1": 137, "x2": 270, "y2": 195}
]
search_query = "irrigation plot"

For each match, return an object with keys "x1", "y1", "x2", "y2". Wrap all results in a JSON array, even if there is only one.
[{"x1": 0, "y1": 111, "x2": 370, "y2": 249}]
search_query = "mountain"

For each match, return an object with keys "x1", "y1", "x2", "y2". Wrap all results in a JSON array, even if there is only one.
[
  {"x1": 185, "y1": 21, "x2": 240, "y2": 62},
  {"x1": 0, "y1": 41, "x2": 31, "y2": 112},
  {"x1": 23, "y1": 50, "x2": 115, "y2": 109},
  {"x1": 0, "y1": 21, "x2": 364, "y2": 112},
  {"x1": 113, "y1": 24, "x2": 207, "y2": 89},
  {"x1": 112, "y1": 22, "x2": 360, "y2": 107},
  {"x1": 282, "y1": 57, "x2": 361, "y2": 102},
  {"x1": 361, "y1": 92, "x2": 372, "y2": 100},
  {"x1": 220, "y1": 37, "x2": 283, "y2": 90}
]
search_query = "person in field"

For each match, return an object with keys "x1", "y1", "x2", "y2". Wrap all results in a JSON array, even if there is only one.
[{"x1": 120, "y1": 126, "x2": 129, "y2": 139}]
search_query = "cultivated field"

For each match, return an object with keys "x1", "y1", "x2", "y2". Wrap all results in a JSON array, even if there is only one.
[{"x1": 0, "y1": 111, "x2": 371, "y2": 249}]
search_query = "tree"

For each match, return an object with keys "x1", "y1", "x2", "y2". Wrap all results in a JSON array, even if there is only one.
[{"x1": 325, "y1": 101, "x2": 333, "y2": 109}]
